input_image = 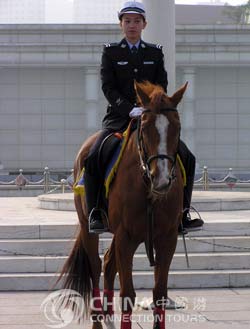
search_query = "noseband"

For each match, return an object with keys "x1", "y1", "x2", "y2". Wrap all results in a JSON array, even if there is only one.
[{"x1": 136, "y1": 108, "x2": 179, "y2": 196}]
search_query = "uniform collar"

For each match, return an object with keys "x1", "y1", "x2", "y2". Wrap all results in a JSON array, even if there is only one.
[
  {"x1": 120, "y1": 38, "x2": 147, "y2": 50},
  {"x1": 126, "y1": 39, "x2": 140, "y2": 50}
]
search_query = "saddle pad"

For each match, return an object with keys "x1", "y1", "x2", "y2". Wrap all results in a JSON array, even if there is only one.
[{"x1": 73, "y1": 122, "x2": 133, "y2": 197}]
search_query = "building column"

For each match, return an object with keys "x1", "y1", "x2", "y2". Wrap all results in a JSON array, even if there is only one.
[
  {"x1": 84, "y1": 67, "x2": 99, "y2": 131},
  {"x1": 181, "y1": 67, "x2": 196, "y2": 154},
  {"x1": 142, "y1": 0, "x2": 175, "y2": 94}
]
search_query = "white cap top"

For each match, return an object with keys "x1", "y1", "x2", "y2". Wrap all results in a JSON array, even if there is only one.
[{"x1": 118, "y1": 1, "x2": 146, "y2": 19}]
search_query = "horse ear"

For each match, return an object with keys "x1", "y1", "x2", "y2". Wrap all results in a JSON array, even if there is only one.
[
  {"x1": 169, "y1": 82, "x2": 188, "y2": 107},
  {"x1": 134, "y1": 81, "x2": 151, "y2": 106}
]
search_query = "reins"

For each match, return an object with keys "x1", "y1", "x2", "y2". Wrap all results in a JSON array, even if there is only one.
[{"x1": 136, "y1": 108, "x2": 179, "y2": 266}]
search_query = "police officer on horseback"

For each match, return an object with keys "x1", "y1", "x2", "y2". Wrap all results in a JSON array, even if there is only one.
[{"x1": 84, "y1": 1, "x2": 204, "y2": 233}]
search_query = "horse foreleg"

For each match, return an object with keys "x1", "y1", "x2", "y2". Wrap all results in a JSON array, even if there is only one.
[
  {"x1": 115, "y1": 228, "x2": 139, "y2": 329},
  {"x1": 152, "y1": 232, "x2": 178, "y2": 329},
  {"x1": 103, "y1": 237, "x2": 117, "y2": 329}
]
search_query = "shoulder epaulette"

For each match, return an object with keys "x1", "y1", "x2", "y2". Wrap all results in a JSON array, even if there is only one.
[
  {"x1": 144, "y1": 42, "x2": 163, "y2": 50},
  {"x1": 104, "y1": 42, "x2": 118, "y2": 48},
  {"x1": 156, "y1": 44, "x2": 163, "y2": 49}
]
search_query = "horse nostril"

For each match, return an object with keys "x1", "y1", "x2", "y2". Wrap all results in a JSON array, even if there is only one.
[{"x1": 155, "y1": 177, "x2": 170, "y2": 191}]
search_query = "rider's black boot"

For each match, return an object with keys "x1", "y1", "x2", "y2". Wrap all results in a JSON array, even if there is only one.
[
  {"x1": 182, "y1": 174, "x2": 204, "y2": 231},
  {"x1": 84, "y1": 171, "x2": 108, "y2": 234}
]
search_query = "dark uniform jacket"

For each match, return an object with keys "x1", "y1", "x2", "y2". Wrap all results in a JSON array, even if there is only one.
[{"x1": 101, "y1": 38, "x2": 168, "y2": 131}]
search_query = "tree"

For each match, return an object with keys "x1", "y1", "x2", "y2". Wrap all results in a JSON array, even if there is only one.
[{"x1": 223, "y1": 1, "x2": 250, "y2": 24}]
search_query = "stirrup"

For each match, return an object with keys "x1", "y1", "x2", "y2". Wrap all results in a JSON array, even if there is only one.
[
  {"x1": 188, "y1": 205, "x2": 203, "y2": 221},
  {"x1": 88, "y1": 208, "x2": 109, "y2": 234},
  {"x1": 182, "y1": 206, "x2": 204, "y2": 231}
]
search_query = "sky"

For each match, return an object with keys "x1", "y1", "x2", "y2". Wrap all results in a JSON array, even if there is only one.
[
  {"x1": 176, "y1": 0, "x2": 247, "y2": 4},
  {"x1": 0, "y1": 0, "x2": 248, "y2": 24},
  {"x1": 46, "y1": 0, "x2": 249, "y2": 24}
]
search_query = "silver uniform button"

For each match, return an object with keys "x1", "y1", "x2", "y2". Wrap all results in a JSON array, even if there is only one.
[{"x1": 134, "y1": 68, "x2": 138, "y2": 73}]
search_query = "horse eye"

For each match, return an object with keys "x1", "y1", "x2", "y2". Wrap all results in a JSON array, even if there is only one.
[{"x1": 141, "y1": 120, "x2": 148, "y2": 130}]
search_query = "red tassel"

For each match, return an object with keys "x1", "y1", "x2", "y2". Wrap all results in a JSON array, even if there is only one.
[
  {"x1": 121, "y1": 311, "x2": 132, "y2": 329},
  {"x1": 154, "y1": 307, "x2": 165, "y2": 329},
  {"x1": 92, "y1": 288, "x2": 103, "y2": 313},
  {"x1": 103, "y1": 289, "x2": 114, "y2": 316}
]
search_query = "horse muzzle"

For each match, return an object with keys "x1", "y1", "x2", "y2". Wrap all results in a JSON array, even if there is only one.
[
  {"x1": 145, "y1": 154, "x2": 177, "y2": 195},
  {"x1": 151, "y1": 176, "x2": 172, "y2": 195}
]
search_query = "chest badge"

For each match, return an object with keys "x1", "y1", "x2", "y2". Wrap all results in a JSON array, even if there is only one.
[
  {"x1": 117, "y1": 61, "x2": 128, "y2": 65},
  {"x1": 143, "y1": 61, "x2": 154, "y2": 65}
]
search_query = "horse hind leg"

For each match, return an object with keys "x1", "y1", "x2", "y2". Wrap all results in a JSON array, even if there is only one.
[
  {"x1": 76, "y1": 195, "x2": 105, "y2": 329},
  {"x1": 115, "y1": 227, "x2": 140, "y2": 329},
  {"x1": 103, "y1": 237, "x2": 118, "y2": 329}
]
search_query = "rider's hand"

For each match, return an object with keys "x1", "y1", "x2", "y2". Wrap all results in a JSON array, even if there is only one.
[{"x1": 129, "y1": 107, "x2": 144, "y2": 118}]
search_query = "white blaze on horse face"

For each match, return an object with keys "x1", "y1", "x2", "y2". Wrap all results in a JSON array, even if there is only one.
[{"x1": 155, "y1": 115, "x2": 170, "y2": 188}]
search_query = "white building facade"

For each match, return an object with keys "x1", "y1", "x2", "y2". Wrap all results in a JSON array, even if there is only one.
[
  {"x1": 0, "y1": 0, "x2": 45, "y2": 23},
  {"x1": 0, "y1": 24, "x2": 250, "y2": 172}
]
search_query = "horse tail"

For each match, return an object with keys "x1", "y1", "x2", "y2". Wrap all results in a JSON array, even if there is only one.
[
  {"x1": 57, "y1": 229, "x2": 92, "y2": 314},
  {"x1": 56, "y1": 132, "x2": 100, "y2": 313}
]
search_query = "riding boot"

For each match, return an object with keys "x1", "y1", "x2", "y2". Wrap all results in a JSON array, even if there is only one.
[
  {"x1": 84, "y1": 171, "x2": 108, "y2": 234},
  {"x1": 182, "y1": 165, "x2": 204, "y2": 231},
  {"x1": 178, "y1": 141, "x2": 204, "y2": 233},
  {"x1": 183, "y1": 173, "x2": 194, "y2": 220},
  {"x1": 177, "y1": 181, "x2": 192, "y2": 235}
]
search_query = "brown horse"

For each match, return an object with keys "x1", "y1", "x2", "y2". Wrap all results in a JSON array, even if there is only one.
[{"x1": 59, "y1": 81, "x2": 187, "y2": 329}]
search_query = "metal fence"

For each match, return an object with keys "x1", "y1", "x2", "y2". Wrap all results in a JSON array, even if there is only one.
[
  {"x1": 194, "y1": 167, "x2": 250, "y2": 190},
  {"x1": 0, "y1": 167, "x2": 74, "y2": 194},
  {"x1": 1, "y1": 166, "x2": 250, "y2": 194}
]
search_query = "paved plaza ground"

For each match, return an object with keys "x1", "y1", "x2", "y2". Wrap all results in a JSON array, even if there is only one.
[{"x1": 0, "y1": 288, "x2": 250, "y2": 328}]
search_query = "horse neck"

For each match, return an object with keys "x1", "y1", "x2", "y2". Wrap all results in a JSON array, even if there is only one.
[
  {"x1": 116, "y1": 131, "x2": 141, "y2": 178},
  {"x1": 126, "y1": 131, "x2": 139, "y2": 163}
]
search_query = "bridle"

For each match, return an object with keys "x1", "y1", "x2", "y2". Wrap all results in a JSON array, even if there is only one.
[
  {"x1": 136, "y1": 108, "x2": 179, "y2": 196},
  {"x1": 136, "y1": 107, "x2": 180, "y2": 266}
]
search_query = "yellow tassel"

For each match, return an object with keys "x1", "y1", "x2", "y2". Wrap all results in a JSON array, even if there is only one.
[{"x1": 177, "y1": 154, "x2": 187, "y2": 186}]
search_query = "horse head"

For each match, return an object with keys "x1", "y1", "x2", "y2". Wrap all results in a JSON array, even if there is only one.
[{"x1": 135, "y1": 81, "x2": 188, "y2": 196}]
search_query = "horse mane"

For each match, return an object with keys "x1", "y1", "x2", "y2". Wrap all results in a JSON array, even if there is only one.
[
  {"x1": 137, "y1": 80, "x2": 163, "y2": 94},
  {"x1": 135, "y1": 80, "x2": 165, "y2": 111}
]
